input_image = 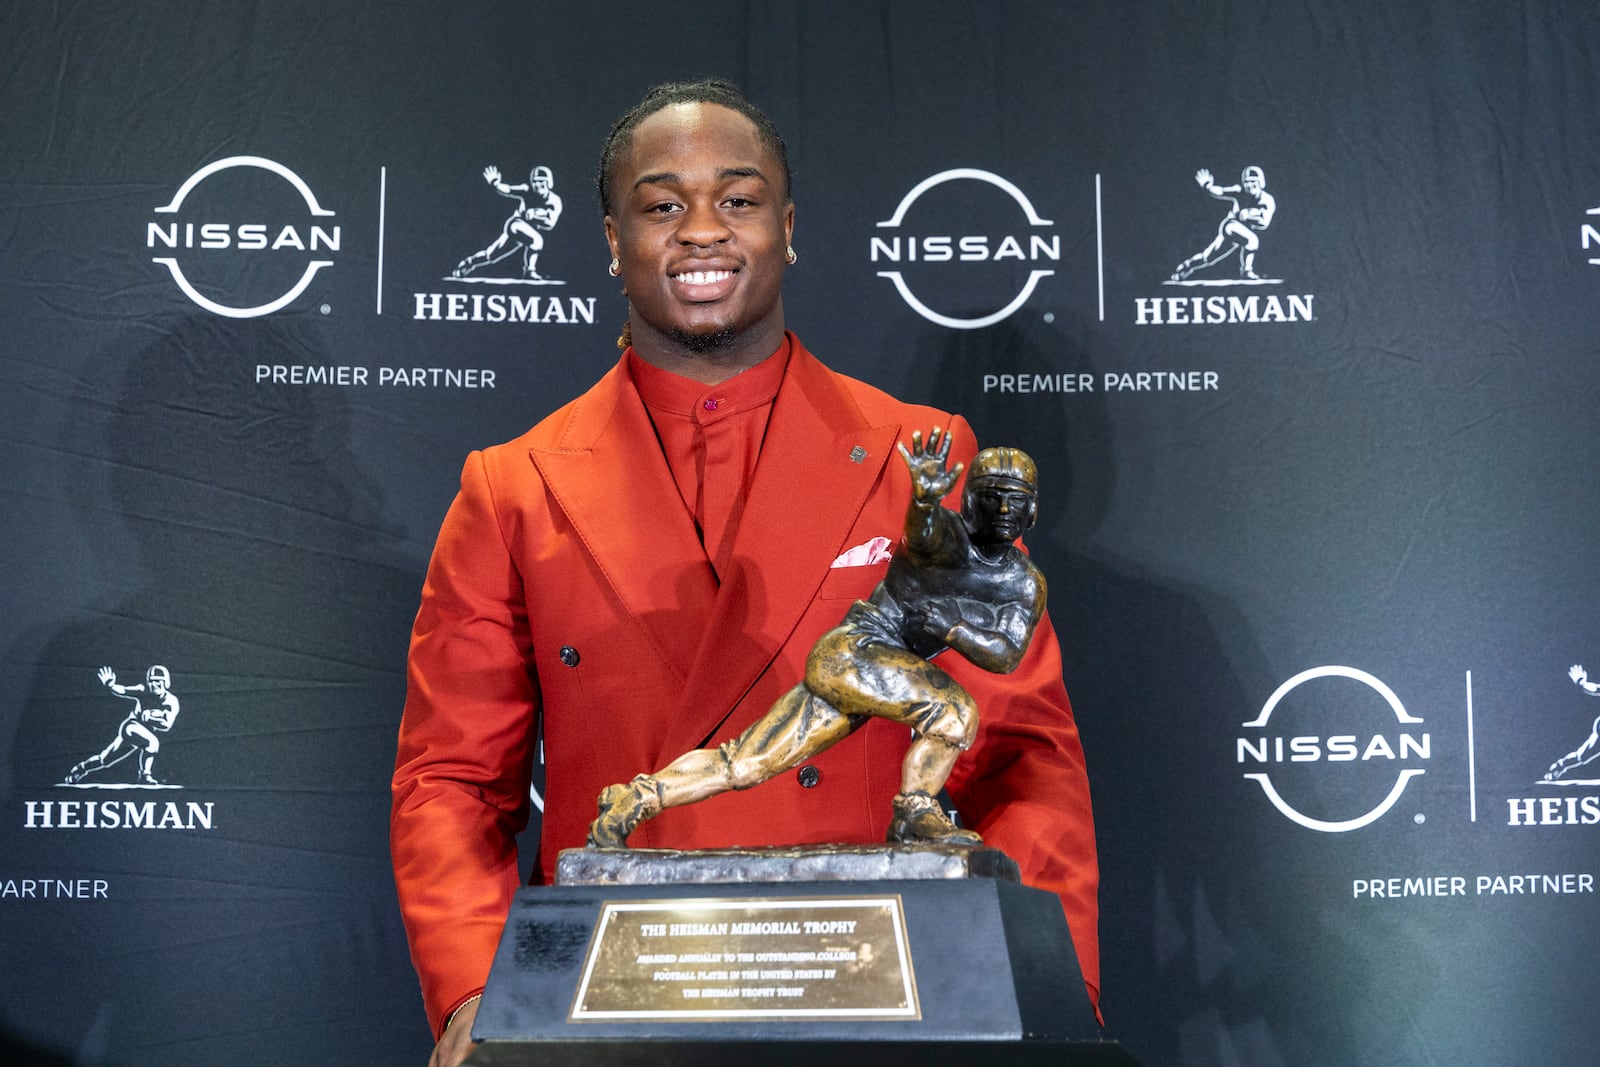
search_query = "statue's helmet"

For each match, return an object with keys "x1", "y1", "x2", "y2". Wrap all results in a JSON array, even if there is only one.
[
  {"x1": 1241, "y1": 165, "x2": 1265, "y2": 187},
  {"x1": 968, "y1": 447, "x2": 1038, "y2": 490},
  {"x1": 530, "y1": 165, "x2": 554, "y2": 186},
  {"x1": 146, "y1": 665, "x2": 171, "y2": 689},
  {"x1": 963, "y1": 447, "x2": 1039, "y2": 531}
]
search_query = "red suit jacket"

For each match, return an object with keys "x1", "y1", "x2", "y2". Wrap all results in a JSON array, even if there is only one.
[{"x1": 391, "y1": 335, "x2": 1099, "y2": 1036}]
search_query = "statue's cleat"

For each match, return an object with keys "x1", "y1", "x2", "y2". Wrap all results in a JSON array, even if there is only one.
[
  {"x1": 64, "y1": 762, "x2": 89, "y2": 785},
  {"x1": 887, "y1": 791, "x2": 982, "y2": 847},
  {"x1": 586, "y1": 775, "x2": 661, "y2": 848}
]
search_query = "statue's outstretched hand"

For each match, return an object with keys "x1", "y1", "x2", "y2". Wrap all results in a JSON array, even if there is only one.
[{"x1": 897, "y1": 427, "x2": 964, "y2": 505}]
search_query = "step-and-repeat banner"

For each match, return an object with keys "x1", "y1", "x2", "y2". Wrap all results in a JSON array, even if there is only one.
[{"x1": 3, "y1": 2, "x2": 1596, "y2": 1064}]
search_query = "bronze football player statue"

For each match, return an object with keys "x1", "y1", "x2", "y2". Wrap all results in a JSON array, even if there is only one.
[{"x1": 587, "y1": 427, "x2": 1046, "y2": 849}]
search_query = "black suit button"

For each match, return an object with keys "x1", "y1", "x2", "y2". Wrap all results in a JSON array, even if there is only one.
[
  {"x1": 559, "y1": 646, "x2": 580, "y2": 667},
  {"x1": 797, "y1": 765, "x2": 821, "y2": 788}
]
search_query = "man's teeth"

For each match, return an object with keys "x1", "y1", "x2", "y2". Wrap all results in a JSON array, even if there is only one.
[{"x1": 675, "y1": 270, "x2": 733, "y2": 285}]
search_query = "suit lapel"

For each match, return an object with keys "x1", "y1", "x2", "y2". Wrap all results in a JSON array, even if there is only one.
[
  {"x1": 530, "y1": 360, "x2": 717, "y2": 682},
  {"x1": 658, "y1": 343, "x2": 902, "y2": 757}
]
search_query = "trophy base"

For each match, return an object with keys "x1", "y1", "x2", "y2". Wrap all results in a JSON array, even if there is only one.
[{"x1": 467, "y1": 846, "x2": 1138, "y2": 1065}]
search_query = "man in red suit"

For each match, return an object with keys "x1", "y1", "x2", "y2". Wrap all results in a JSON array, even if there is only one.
[{"x1": 391, "y1": 80, "x2": 1100, "y2": 1067}]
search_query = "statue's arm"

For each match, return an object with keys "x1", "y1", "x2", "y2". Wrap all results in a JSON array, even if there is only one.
[
  {"x1": 897, "y1": 427, "x2": 967, "y2": 565},
  {"x1": 941, "y1": 577, "x2": 1045, "y2": 674}
]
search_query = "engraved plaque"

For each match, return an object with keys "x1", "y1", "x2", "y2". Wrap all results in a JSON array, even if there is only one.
[{"x1": 569, "y1": 895, "x2": 919, "y2": 1022}]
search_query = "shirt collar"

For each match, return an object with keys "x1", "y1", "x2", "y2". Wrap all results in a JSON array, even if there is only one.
[{"x1": 627, "y1": 335, "x2": 792, "y2": 421}]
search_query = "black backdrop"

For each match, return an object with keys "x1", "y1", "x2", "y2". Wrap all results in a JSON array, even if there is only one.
[{"x1": 3, "y1": 3, "x2": 1598, "y2": 1064}]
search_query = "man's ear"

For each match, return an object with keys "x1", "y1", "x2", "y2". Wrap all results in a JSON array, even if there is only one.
[{"x1": 603, "y1": 215, "x2": 620, "y2": 261}]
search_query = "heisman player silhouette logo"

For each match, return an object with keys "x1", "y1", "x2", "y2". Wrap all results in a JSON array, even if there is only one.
[
  {"x1": 1544, "y1": 665, "x2": 1600, "y2": 785},
  {"x1": 449, "y1": 164, "x2": 565, "y2": 284},
  {"x1": 1169, "y1": 166, "x2": 1279, "y2": 284},
  {"x1": 63, "y1": 665, "x2": 182, "y2": 788}
]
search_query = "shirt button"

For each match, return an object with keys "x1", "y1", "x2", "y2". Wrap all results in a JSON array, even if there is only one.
[
  {"x1": 797, "y1": 765, "x2": 821, "y2": 789},
  {"x1": 559, "y1": 646, "x2": 580, "y2": 667}
]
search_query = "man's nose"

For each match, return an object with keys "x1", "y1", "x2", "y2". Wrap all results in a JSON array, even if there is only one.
[{"x1": 679, "y1": 200, "x2": 731, "y2": 246}]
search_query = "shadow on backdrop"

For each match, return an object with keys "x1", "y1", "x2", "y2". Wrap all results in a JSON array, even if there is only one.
[
  {"x1": 1, "y1": 313, "x2": 431, "y2": 1065},
  {"x1": 900, "y1": 314, "x2": 1340, "y2": 1065}
]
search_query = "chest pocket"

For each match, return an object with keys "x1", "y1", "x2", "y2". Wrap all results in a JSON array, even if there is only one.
[{"x1": 820, "y1": 562, "x2": 889, "y2": 602}]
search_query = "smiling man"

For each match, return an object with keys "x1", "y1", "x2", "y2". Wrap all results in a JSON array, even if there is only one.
[
  {"x1": 391, "y1": 80, "x2": 1100, "y2": 1067},
  {"x1": 600, "y1": 95, "x2": 792, "y2": 373}
]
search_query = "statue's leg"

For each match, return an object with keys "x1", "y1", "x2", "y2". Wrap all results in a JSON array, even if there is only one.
[
  {"x1": 715, "y1": 685, "x2": 854, "y2": 788},
  {"x1": 656, "y1": 684, "x2": 853, "y2": 805},
  {"x1": 586, "y1": 775, "x2": 663, "y2": 848},
  {"x1": 901, "y1": 732, "x2": 962, "y2": 797},
  {"x1": 889, "y1": 703, "x2": 982, "y2": 846},
  {"x1": 587, "y1": 684, "x2": 854, "y2": 848},
  {"x1": 886, "y1": 789, "x2": 981, "y2": 846},
  {"x1": 804, "y1": 633, "x2": 982, "y2": 846}
]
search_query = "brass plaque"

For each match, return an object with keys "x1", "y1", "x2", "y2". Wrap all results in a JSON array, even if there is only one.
[{"x1": 569, "y1": 895, "x2": 919, "y2": 1022}]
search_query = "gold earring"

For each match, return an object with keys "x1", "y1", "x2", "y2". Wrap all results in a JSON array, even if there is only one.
[
  {"x1": 785, "y1": 246, "x2": 797, "y2": 265},
  {"x1": 608, "y1": 257, "x2": 620, "y2": 277}
]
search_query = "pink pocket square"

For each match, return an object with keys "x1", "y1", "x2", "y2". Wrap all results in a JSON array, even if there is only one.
[{"x1": 831, "y1": 535, "x2": 894, "y2": 568}]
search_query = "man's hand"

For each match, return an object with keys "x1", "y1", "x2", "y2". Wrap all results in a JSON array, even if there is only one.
[
  {"x1": 1571, "y1": 665, "x2": 1588, "y2": 686},
  {"x1": 428, "y1": 996, "x2": 479, "y2": 1067},
  {"x1": 97, "y1": 667, "x2": 116, "y2": 688},
  {"x1": 482, "y1": 165, "x2": 501, "y2": 186},
  {"x1": 897, "y1": 427, "x2": 964, "y2": 506},
  {"x1": 1195, "y1": 168, "x2": 1213, "y2": 188}
]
